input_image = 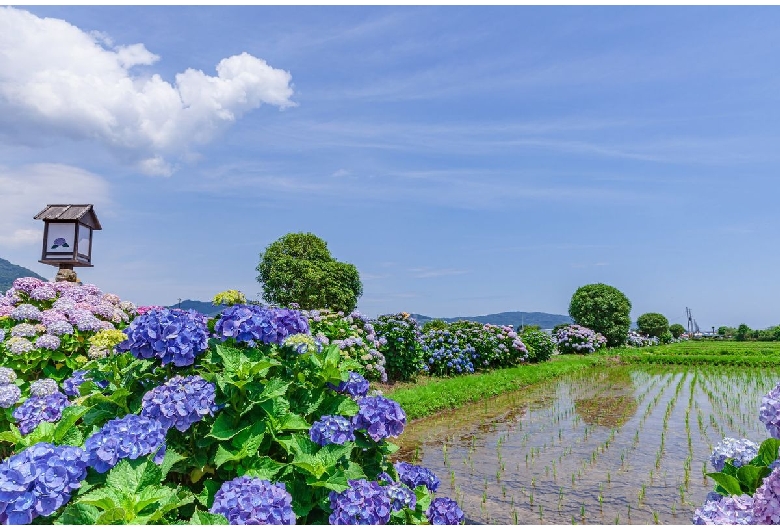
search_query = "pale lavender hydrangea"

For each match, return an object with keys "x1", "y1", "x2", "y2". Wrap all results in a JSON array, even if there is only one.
[
  {"x1": 46, "y1": 320, "x2": 74, "y2": 336},
  {"x1": 760, "y1": 381, "x2": 780, "y2": 439},
  {"x1": 710, "y1": 438, "x2": 759, "y2": 471},
  {"x1": 693, "y1": 492, "x2": 754, "y2": 525},
  {"x1": 753, "y1": 466, "x2": 780, "y2": 524},
  {"x1": 6, "y1": 337, "x2": 34, "y2": 355},
  {"x1": 11, "y1": 277, "x2": 44, "y2": 294},
  {"x1": 385, "y1": 482, "x2": 416, "y2": 511},
  {"x1": 34, "y1": 334, "x2": 61, "y2": 351},
  {"x1": 29, "y1": 379, "x2": 59, "y2": 397},
  {"x1": 0, "y1": 368, "x2": 16, "y2": 385},
  {"x1": 0, "y1": 329, "x2": 4, "y2": 343},
  {"x1": 10, "y1": 323, "x2": 37, "y2": 338},
  {"x1": 29, "y1": 285, "x2": 57, "y2": 301},
  {"x1": 69, "y1": 310, "x2": 102, "y2": 332},
  {"x1": 40, "y1": 309, "x2": 69, "y2": 326},
  {"x1": 0, "y1": 384, "x2": 21, "y2": 408},
  {"x1": 10, "y1": 304, "x2": 42, "y2": 322}
]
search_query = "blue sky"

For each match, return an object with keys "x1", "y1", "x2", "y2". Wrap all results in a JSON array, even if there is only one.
[{"x1": 1, "y1": 6, "x2": 779, "y2": 329}]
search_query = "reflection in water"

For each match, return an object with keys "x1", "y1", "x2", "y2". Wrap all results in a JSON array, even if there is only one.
[
  {"x1": 574, "y1": 368, "x2": 638, "y2": 428},
  {"x1": 395, "y1": 366, "x2": 780, "y2": 525}
]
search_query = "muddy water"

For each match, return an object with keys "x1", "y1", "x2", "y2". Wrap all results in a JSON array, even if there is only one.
[{"x1": 394, "y1": 366, "x2": 780, "y2": 525}]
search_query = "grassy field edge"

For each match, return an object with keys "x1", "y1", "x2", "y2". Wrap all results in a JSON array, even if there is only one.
[{"x1": 384, "y1": 356, "x2": 600, "y2": 421}]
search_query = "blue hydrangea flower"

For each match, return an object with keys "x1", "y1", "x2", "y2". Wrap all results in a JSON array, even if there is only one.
[
  {"x1": 310, "y1": 415, "x2": 355, "y2": 446},
  {"x1": 752, "y1": 466, "x2": 780, "y2": 524},
  {"x1": 0, "y1": 368, "x2": 16, "y2": 385},
  {"x1": 34, "y1": 334, "x2": 60, "y2": 351},
  {"x1": 710, "y1": 438, "x2": 759, "y2": 472},
  {"x1": 426, "y1": 497, "x2": 465, "y2": 525},
  {"x1": 214, "y1": 305, "x2": 309, "y2": 346},
  {"x1": 62, "y1": 370, "x2": 89, "y2": 397},
  {"x1": 84, "y1": 414, "x2": 167, "y2": 473},
  {"x1": 385, "y1": 482, "x2": 416, "y2": 511},
  {"x1": 116, "y1": 308, "x2": 209, "y2": 367},
  {"x1": 693, "y1": 492, "x2": 754, "y2": 525},
  {"x1": 210, "y1": 476, "x2": 295, "y2": 525},
  {"x1": 12, "y1": 392, "x2": 69, "y2": 435},
  {"x1": 329, "y1": 479, "x2": 391, "y2": 525},
  {"x1": 10, "y1": 323, "x2": 37, "y2": 338},
  {"x1": 0, "y1": 384, "x2": 21, "y2": 409},
  {"x1": 760, "y1": 381, "x2": 780, "y2": 439},
  {"x1": 141, "y1": 375, "x2": 218, "y2": 432},
  {"x1": 0, "y1": 442, "x2": 88, "y2": 525},
  {"x1": 29, "y1": 379, "x2": 59, "y2": 397},
  {"x1": 352, "y1": 395, "x2": 406, "y2": 442},
  {"x1": 394, "y1": 462, "x2": 440, "y2": 492},
  {"x1": 329, "y1": 371, "x2": 369, "y2": 399}
]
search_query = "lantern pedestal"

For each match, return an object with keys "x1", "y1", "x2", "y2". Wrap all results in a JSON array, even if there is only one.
[{"x1": 54, "y1": 265, "x2": 79, "y2": 283}]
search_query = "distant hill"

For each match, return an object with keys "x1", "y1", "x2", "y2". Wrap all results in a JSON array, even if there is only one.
[
  {"x1": 166, "y1": 299, "x2": 224, "y2": 317},
  {"x1": 0, "y1": 257, "x2": 47, "y2": 293},
  {"x1": 409, "y1": 311, "x2": 573, "y2": 330}
]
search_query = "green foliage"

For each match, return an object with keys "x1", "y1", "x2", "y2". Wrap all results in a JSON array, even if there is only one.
[
  {"x1": 669, "y1": 323, "x2": 686, "y2": 339},
  {"x1": 256, "y1": 233, "x2": 363, "y2": 313},
  {"x1": 636, "y1": 312, "x2": 669, "y2": 339},
  {"x1": 521, "y1": 329, "x2": 555, "y2": 363},
  {"x1": 421, "y1": 319, "x2": 448, "y2": 333},
  {"x1": 707, "y1": 439, "x2": 779, "y2": 496},
  {"x1": 736, "y1": 323, "x2": 751, "y2": 342},
  {"x1": 568, "y1": 283, "x2": 632, "y2": 347},
  {"x1": 373, "y1": 313, "x2": 423, "y2": 382},
  {"x1": 211, "y1": 290, "x2": 247, "y2": 307}
]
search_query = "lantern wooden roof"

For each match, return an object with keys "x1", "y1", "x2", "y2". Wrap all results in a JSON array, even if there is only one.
[{"x1": 33, "y1": 204, "x2": 102, "y2": 230}]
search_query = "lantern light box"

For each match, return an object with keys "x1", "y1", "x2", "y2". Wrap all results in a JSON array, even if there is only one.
[{"x1": 34, "y1": 204, "x2": 101, "y2": 267}]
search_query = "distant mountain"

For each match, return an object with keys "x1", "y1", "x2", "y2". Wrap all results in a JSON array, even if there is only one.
[
  {"x1": 409, "y1": 311, "x2": 573, "y2": 330},
  {"x1": 0, "y1": 257, "x2": 47, "y2": 293},
  {"x1": 166, "y1": 299, "x2": 224, "y2": 317}
]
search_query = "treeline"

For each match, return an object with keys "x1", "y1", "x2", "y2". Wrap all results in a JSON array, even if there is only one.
[{"x1": 717, "y1": 324, "x2": 780, "y2": 342}]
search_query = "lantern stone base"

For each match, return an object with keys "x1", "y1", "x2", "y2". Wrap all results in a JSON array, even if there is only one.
[{"x1": 54, "y1": 265, "x2": 79, "y2": 283}]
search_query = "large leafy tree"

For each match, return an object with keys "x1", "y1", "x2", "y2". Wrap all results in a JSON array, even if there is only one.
[
  {"x1": 636, "y1": 312, "x2": 670, "y2": 338},
  {"x1": 669, "y1": 323, "x2": 686, "y2": 339},
  {"x1": 256, "y1": 233, "x2": 363, "y2": 312},
  {"x1": 568, "y1": 283, "x2": 631, "y2": 347}
]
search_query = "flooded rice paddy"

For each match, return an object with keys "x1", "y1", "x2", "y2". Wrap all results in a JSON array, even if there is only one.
[{"x1": 395, "y1": 365, "x2": 780, "y2": 525}]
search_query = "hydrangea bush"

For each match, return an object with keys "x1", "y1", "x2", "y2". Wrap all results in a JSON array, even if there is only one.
[
  {"x1": 554, "y1": 324, "x2": 607, "y2": 355},
  {"x1": 626, "y1": 330, "x2": 660, "y2": 348},
  {"x1": 0, "y1": 280, "x2": 462, "y2": 525},
  {"x1": 303, "y1": 309, "x2": 387, "y2": 382},
  {"x1": 520, "y1": 328, "x2": 555, "y2": 363},
  {"x1": 373, "y1": 313, "x2": 424, "y2": 382},
  {"x1": 419, "y1": 327, "x2": 478, "y2": 376}
]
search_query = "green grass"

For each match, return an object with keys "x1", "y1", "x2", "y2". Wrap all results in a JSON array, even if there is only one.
[
  {"x1": 610, "y1": 340, "x2": 780, "y2": 367},
  {"x1": 384, "y1": 356, "x2": 600, "y2": 420}
]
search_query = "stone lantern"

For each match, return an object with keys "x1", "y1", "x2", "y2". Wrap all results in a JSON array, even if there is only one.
[{"x1": 34, "y1": 204, "x2": 102, "y2": 282}]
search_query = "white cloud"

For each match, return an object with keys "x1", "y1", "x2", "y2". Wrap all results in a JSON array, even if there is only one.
[
  {"x1": 0, "y1": 7, "x2": 295, "y2": 175},
  {"x1": 0, "y1": 164, "x2": 111, "y2": 248},
  {"x1": 408, "y1": 267, "x2": 468, "y2": 279}
]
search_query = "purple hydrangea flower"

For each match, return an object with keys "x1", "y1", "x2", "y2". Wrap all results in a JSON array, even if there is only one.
[
  {"x1": 45, "y1": 320, "x2": 74, "y2": 336},
  {"x1": 394, "y1": 462, "x2": 440, "y2": 492},
  {"x1": 385, "y1": 482, "x2": 416, "y2": 511},
  {"x1": 69, "y1": 309, "x2": 102, "y2": 332},
  {"x1": 760, "y1": 381, "x2": 780, "y2": 439},
  {"x1": 84, "y1": 414, "x2": 167, "y2": 473},
  {"x1": 329, "y1": 371, "x2": 369, "y2": 399},
  {"x1": 0, "y1": 384, "x2": 21, "y2": 408},
  {"x1": 710, "y1": 438, "x2": 759, "y2": 472},
  {"x1": 693, "y1": 492, "x2": 754, "y2": 525},
  {"x1": 62, "y1": 370, "x2": 90, "y2": 397},
  {"x1": 0, "y1": 368, "x2": 16, "y2": 385},
  {"x1": 11, "y1": 277, "x2": 44, "y2": 295},
  {"x1": 0, "y1": 442, "x2": 88, "y2": 525},
  {"x1": 10, "y1": 304, "x2": 42, "y2": 322},
  {"x1": 116, "y1": 308, "x2": 209, "y2": 367},
  {"x1": 0, "y1": 329, "x2": 4, "y2": 342},
  {"x1": 210, "y1": 476, "x2": 295, "y2": 525},
  {"x1": 13, "y1": 392, "x2": 69, "y2": 435},
  {"x1": 214, "y1": 305, "x2": 309, "y2": 346},
  {"x1": 752, "y1": 466, "x2": 780, "y2": 524},
  {"x1": 29, "y1": 285, "x2": 56, "y2": 301},
  {"x1": 426, "y1": 497, "x2": 465, "y2": 525},
  {"x1": 29, "y1": 379, "x2": 59, "y2": 397},
  {"x1": 39, "y1": 310, "x2": 68, "y2": 326},
  {"x1": 352, "y1": 395, "x2": 406, "y2": 442},
  {"x1": 329, "y1": 479, "x2": 391, "y2": 525},
  {"x1": 140, "y1": 375, "x2": 218, "y2": 432},
  {"x1": 310, "y1": 415, "x2": 355, "y2": 446},
  {"x1": 34, "y1": 334, "x2": 61, "y2": 351}
]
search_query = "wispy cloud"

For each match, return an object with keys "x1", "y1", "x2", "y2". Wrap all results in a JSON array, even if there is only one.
[{"x1": 408, "y1": 267, "x2": 468, "y2": 279}]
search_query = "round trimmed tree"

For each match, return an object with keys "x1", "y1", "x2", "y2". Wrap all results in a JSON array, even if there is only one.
[
  {"x1": 669, "y1": 323, "x2": 686, "y2": 339},
  {"x1": 568, "y1": 283, "x2": 631, "y2": 347},
  {"x1": 636, "y1": 312, "x2": 670, "y2": 339}
]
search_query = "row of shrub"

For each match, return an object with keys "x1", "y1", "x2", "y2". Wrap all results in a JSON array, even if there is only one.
[{"x1": 0, "y1": 278, "x2": 466, "y2": 525}]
